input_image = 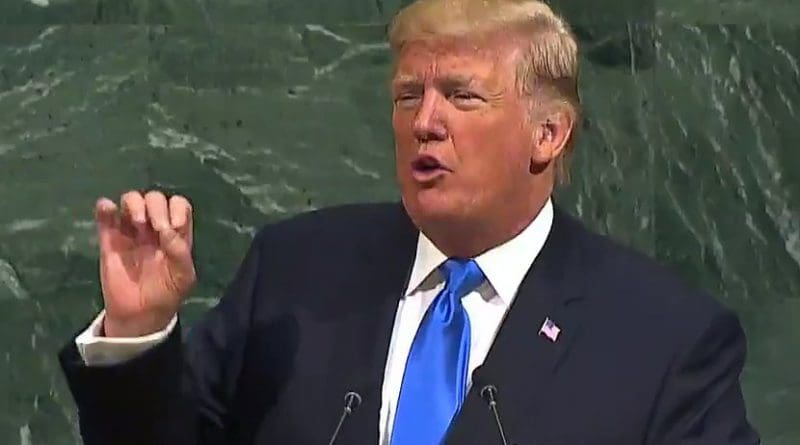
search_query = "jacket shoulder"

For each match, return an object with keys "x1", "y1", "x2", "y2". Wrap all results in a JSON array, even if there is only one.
[
  {"x1": 256, "y1": 202, "x2": 407, "y2": 242},
  {"x1": 245, "y1": 202, "x2": 415, "y2": 268}
]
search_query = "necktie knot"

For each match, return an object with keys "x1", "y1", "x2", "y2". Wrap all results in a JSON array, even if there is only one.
[{"x1": 439, "y1": 258, "x2": 485, "y2": 299}]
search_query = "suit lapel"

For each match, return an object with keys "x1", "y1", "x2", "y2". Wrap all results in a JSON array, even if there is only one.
[
  {"x1": 334, "y1": 203, "x2": 419, "y2": 444},
  {"x1": 446, "y1": 206, "x2": 589, "y2": 444}
]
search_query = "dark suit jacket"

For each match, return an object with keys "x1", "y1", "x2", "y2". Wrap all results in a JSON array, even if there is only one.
[{"x1": 59, "y1": 202, "x2": 760, "y2": 445}]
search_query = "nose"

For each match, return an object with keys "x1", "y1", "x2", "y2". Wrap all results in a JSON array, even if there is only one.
[{"x1": 412, "y1": 90, "x2": 448, "y2": 144}]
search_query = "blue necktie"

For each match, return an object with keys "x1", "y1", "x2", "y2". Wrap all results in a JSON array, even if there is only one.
[{"x1": 391, "y1": 258, "x2": 486, "y2": 445}]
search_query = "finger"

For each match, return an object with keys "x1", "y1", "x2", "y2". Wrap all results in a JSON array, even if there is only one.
[
  {"x1": 95, "y1": 197, "x2": 118, "y2": 227},
  {"x1": 120, "y1": 190, "x2": 146, "y2": 228},
  {"x1": 158, "y1": 226, "x2": 191, "y2": 261},
  {"x1": 94, "y1": 197, "x2": 119, "y2": 252},
  {"x1": 144, "y1": 190, "x2": 171, "y2": 233},
  {"x1": 169, "y1": 195, "x2": 194, "y2": 248},
  {"x1": 168, "y1": 195, "x2": 191, "y2": 230},
  {"x1": 147, "y1": 191, "x2": 192, "y2": 265}
]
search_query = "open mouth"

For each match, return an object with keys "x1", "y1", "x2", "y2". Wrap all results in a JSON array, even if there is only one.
[{"x1": 412, "y1": 155, "x2": 448, "y2": 173}]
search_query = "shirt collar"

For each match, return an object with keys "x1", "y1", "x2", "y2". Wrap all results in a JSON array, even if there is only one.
[{"x1": 404, "y1": 198, "x2": 554, "y2": 304}]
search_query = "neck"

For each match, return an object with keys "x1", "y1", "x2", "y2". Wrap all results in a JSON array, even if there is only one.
[{"x1": 421, "y1": 194, "x2": 550, "y2": 259}]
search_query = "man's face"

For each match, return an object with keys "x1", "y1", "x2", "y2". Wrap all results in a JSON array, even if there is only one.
[{"x1": 392, "y1": 37, "x2": 537, "y2": 229}]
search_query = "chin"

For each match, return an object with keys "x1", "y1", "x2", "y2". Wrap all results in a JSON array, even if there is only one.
[{"x1": 402, "y1": 188, "x2": 470, "y2": 228}]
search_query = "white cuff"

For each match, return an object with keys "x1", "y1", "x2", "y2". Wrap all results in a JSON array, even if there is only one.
[{"x1": 75, "y1": 310, "x2": 178, "y2": 366}]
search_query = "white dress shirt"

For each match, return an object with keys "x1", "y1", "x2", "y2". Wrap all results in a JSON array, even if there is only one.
[{"x1": 76, "y1": 199, "x2": 554, "y2": 445}]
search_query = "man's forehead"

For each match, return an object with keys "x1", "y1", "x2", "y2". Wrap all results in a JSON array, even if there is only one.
[
  {"x1": 392, "y1": 40, "x2": 516, "y2": 84},
  {"x1": 393, "y1": 63, "x2": 490, "y2": 84},
  {"x1": 394, "y1": 39, "x2": 516, "y2": 79}
]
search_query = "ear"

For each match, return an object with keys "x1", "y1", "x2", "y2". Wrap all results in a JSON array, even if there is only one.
[{"x1": 531, "y1": 106, "x2": 574, "y2": 166}]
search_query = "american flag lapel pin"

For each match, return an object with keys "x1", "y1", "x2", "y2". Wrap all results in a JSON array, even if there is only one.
[{"x1": 539, "y1": 317, "x2": 561, "y2": 342}]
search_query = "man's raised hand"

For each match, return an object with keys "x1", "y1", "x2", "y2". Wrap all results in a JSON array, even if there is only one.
[{"x1": 94, "y1": 190, "x2": 196, "y2": 337}]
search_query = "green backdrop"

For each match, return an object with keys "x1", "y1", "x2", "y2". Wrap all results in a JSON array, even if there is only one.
[{"x1": 1, "y1": 0, "x2": 798, "y2": 443}]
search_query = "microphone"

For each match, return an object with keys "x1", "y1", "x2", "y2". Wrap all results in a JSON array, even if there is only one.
[
  {"x1": 327, "y1": 391, "x2": 363, "y2": 445},
  {"x1": 480, "y1": 384, "x2": 509, "y2": 445}
]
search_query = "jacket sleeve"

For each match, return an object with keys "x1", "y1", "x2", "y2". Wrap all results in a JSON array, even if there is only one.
[
  {"x1": 58, "y1": 230, "x2": 267, "y2": 445},
  {"x1": 645, "y1": 306, "x2": 761, "y2": 445}
]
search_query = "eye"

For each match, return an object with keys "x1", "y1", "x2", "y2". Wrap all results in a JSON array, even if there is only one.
[
  {"x1": 450, "y1": 91, "x2": 478, "y2": 100},
  {"x1": 395, "y1": 94, "x2": 421, "y2": 109},
  {"x1": 448, "y1": 90, "x2": 484, "y2": 108}
]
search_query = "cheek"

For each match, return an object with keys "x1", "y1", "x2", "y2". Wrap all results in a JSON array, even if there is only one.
[
  {"x1": 392, "y1": 110, "x2": 417, "y2": 138},
  {"x1": 456, "y1": 120, "x2": 531, "y2": 179},
  {"x1": 392, "y1": 114, "x2": 415, "y2": 156}
]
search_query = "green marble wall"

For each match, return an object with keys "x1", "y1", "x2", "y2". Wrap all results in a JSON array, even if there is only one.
[{"x1": 1, "y1": 0, "x2": 798, "y2": 443}]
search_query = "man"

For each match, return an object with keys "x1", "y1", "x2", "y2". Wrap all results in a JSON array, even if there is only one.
[{"x1": 59, "y1": 0, "x2": 760, "y2": 444}]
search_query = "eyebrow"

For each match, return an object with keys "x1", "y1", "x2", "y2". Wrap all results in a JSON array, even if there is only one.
[
  {"x1": 439, "y1": 75, "x2": 477, "y2": 91},
  {"x1": 391, "y1": 75, "x2": 422, "y2": 92},
  {"x1": 392, "y1": 74, "x2": 478, "y2": 91}
]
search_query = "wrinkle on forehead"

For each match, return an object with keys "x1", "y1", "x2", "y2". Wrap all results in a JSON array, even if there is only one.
[{"x1": 391, "y1": 37, "x2": 519, "y2": 92}]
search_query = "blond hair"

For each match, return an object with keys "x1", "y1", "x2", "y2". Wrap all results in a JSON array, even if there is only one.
[{"x1": 388, "y1": 0, "x2": 581, "y2": 183}]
